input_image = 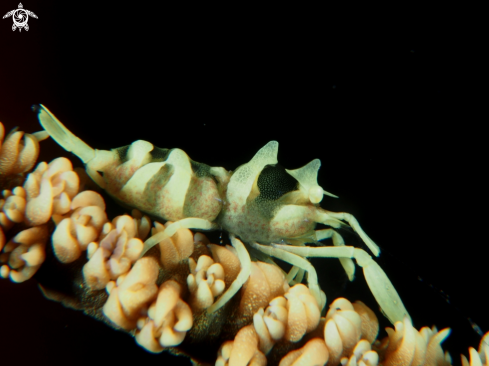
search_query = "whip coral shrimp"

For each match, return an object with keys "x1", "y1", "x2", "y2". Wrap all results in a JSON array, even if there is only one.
[
  {"x1": 1, "y1": 112, "x2": 488, "y2": 366},
  {"x1": 36, "y1": 104, "x2": 409, "y2": 324}
]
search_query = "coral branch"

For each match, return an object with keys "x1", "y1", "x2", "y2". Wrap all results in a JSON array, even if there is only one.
[{"x1": 1, "y1": 121, "x2": 488, "y2": 366}]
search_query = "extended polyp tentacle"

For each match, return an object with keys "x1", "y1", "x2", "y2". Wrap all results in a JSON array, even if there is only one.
[
  {"x1": 270, "y1": 243, "x2": 410, "y2": 325},
  {"x1": 206, "y1": 234, "x2": 251, "y2": 313},
  {"x1": 140, "y1": 218, "x2": 218, "y2": 257},
  {"x1": 316, "y1": 228, "x2": 356, "y2": 281},
  {"x1": 249, "y1": 241, "x2": 326, "y2": 311},
  {"x1": 317, "y1": 209, "x2": 381, "y2": 256}
]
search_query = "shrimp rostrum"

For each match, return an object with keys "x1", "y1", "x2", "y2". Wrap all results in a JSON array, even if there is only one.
[{"x1": 37, "y1": 105, "x2": 409, "y2": 325}]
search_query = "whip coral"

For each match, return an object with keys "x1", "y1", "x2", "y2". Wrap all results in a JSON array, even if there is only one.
[{"x1": 0, "y1": 120, "x2": 487, "y2": 366}]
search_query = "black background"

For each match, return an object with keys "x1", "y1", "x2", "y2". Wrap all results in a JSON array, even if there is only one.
[{"x1": 0, "y1": 2, "x2": 487, "y2": 365}]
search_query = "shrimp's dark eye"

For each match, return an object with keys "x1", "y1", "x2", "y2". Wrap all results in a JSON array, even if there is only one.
[{"x1": 256, "y1": 164, "x2": 298, "y2": 201}]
